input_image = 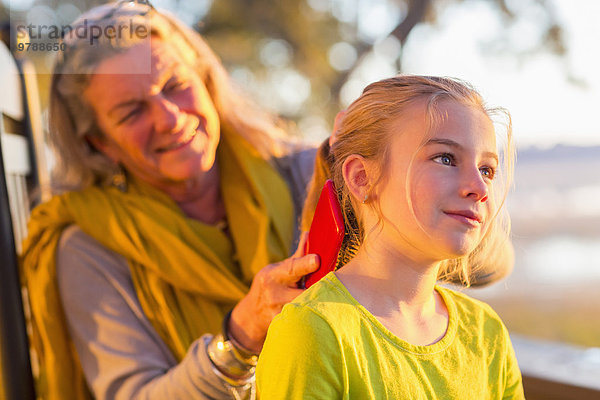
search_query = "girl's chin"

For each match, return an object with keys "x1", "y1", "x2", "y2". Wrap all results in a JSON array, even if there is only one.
[
  {"x1": 434, "y1": 238, "x2": 479, "y2": 259},
  {"x1": 445, "y1": 244, "x2": 478, "y2": 259}
]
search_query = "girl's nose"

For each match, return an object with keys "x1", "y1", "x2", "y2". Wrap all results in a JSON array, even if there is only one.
[{"x1": 460, "y1": 167, "x2": 489, "y2": 202}]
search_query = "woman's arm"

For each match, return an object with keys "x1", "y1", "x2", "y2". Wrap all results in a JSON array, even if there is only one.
[
  {"x1": 57, "y1": 226, "x2": 251, "y2": 400},
  {"x1": 227, "y1": 144, "x2": 319, "y2": 353},
  {"x1": 271, "y1": 144, "x2": 317, "y2": 247}
]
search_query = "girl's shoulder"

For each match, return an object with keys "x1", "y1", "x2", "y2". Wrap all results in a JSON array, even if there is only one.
[
  {"x1": 289, "y1": 272, "x2": 355, "y2": 311},
  {"x1": 436, "y1": 285, "x2": 509, "y2": 335},
  {"x1": 278, "y1": 272, "x2": 364, "y2": 333},
  {"x1": 437, "y1": 285, "x2": 497, "y2": 312}
]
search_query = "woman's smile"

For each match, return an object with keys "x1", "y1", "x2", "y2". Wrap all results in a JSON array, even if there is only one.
[
  {"x1": 155, "y1": 133, "x2": 196, "y2": 153},
  {"x1": 155, "y1": 124, "x2": 202, "y2": 153}
]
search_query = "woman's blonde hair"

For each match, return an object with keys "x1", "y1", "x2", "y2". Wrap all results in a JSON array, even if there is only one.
[
  {"x1": 49, "y1": 2, "x2": 291, "y2": 192},
  {"x1": 301, "y1": 75, "x2": 515, "y2": 286}
]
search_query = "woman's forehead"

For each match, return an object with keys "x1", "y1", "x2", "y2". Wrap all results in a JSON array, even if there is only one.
[{"x1": 84, "y1": 41, "x2": 188, "y2": 111}]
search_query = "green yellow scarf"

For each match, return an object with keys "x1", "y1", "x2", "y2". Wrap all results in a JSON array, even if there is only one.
[{"x1": 21, "y1": 133, "x2": 294, "y2": 400}]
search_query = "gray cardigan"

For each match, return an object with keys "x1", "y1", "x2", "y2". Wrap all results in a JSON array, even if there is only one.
[{"x1": 56, "y1": 147, "x2": 316, "y2": 399}]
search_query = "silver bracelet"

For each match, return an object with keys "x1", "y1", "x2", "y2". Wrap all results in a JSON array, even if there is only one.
[
  {"x1": 206, "y1": 310, "x2": 259, "y2": 387},
  {"x1": 222, "y1": 310, "x2": 259, "y2": 366}
]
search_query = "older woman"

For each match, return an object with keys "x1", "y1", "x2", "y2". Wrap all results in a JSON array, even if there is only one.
[{"x1": 22, "y1": 2, "x2": 317, "y2": 399}]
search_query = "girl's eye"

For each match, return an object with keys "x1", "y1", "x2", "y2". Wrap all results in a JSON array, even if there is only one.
[
  {"x1": 480, "y1": 166, "x2": 496, "y2": 180},
  {"x1": 433, "y1": 153, "x2": 456, "y2": 166}
]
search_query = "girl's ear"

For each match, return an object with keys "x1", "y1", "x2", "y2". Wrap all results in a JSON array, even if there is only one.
[{"x1": 342, "y1": 154, "x2": 372, "y2": 203}]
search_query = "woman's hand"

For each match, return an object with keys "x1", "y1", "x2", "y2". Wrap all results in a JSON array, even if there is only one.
[{"x1": 229, "y1": 233, "x2": 319, "y2": 353}]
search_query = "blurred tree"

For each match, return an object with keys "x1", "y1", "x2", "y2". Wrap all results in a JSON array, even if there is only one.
[
  {"x1": 0, "y1": 0, "x2": 569, "y2": 140},
  {"x1": 198, "y1": 0, "x2": 568, "y2": 140}
]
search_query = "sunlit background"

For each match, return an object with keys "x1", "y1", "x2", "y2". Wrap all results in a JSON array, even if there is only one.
[{"x1": 2, "y1": 0, "x2": 599, "y2": 350}]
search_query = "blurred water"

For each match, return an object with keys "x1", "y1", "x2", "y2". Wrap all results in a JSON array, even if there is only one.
[
  {"x1": 472, "y1": 234, "x2": 600, "y2": 297},
  {"x1": 466, "y1": 233, "x2": 600, "y2": 348},
  {"x1": 519, "y1": 236, "x2": 600, "y2": 283}
]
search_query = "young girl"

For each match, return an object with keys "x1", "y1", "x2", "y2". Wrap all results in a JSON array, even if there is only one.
[{"x1": 256, "y1": 75, "x2": 524, "y2": 399}]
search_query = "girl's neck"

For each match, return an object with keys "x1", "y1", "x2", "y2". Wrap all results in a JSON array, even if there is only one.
[
  {"x1": 337, "y1": 238, "x2": 440, "y2": 306},
  {"x1": 335, "y1": 237, "x2": 449, "y2": 345}
]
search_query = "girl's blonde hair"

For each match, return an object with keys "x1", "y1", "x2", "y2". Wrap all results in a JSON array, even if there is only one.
[
  {"x1": 49, "y1": 2, "x2": 291, "y2": 192},
  {"x1": 301, "y1": 75, "x2": 515, "y2": 286}
]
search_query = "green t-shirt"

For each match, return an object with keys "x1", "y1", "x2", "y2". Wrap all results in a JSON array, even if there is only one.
[{"x1": 257, "y1": 272, "x2": 524, "y2": 399}]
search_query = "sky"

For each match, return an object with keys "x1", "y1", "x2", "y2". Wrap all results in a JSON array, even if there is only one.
[
  {"x1": 5, "y1": 0, "x2": 599, "y2": 149},
  {"x1": 400, "y1": 0, "x2": 600, "y2": 149}
]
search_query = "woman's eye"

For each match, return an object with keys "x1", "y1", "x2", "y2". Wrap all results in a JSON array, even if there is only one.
[
  {"x1": 480, "y1": 166, "x2": 496, "y2": 180},
  {"x1": 165, "y1": 80, "x2": 186, "y2": 93},
  {"x1": 117, "y1": 107, "x2": 141, "y2": 125},
  {"x1": 433, "y1": 153, "x2": 455, "y2": 166}
]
